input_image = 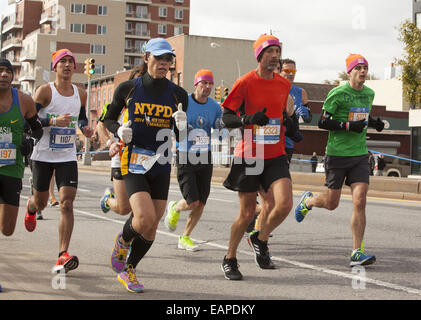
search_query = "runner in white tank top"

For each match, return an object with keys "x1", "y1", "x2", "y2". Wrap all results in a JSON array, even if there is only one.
[
  {"x1": 31, "y1": 82, "x2": 81, "y2": 162},
  {"x1": 25, "y1": 49, "x2": 93, "y2": 274}
]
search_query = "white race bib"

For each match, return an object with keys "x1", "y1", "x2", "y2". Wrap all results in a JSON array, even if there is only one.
[
  {"x1": 348, "y1": 107, "x2": 369, "y2": 122},
  {"x1": 49, "y1": 127, "x2": 76, "y2": 152},
  {"x1": 128, "y1": 147, "x2": 160, "y2": 174},
  {"x1": 253, "y1": 118, "x2": 281, "y2": 144},
  {"x1": 0, "y1": 142, "x2": 16, "y2": 167}
]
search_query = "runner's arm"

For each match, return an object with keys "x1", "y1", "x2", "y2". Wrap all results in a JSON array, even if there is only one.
[
  {"x1": 173, "y1": 85, "x2": 189, "y2": 142},
  {"x1": 318, "y1": 110, "x2": 366, "y2": 133},
  {"x1": 19, "y1": 91, "x2": 43, "y2": 140},
  {"x1": 103, "y1": 81, "x2": 134, "y2": 134}
]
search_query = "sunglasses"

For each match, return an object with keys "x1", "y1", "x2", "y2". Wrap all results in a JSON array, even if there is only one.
[
  {"x1": 154, "y1": 54, "x2": 174, "y2": 62},
  {"x1": 282, "y1": 68, "x2": 297, "y2": 74}
]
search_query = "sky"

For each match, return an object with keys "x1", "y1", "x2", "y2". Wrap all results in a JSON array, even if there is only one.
[{"x1": 0, "y1": 0, "x2": 413, "y2": 83}]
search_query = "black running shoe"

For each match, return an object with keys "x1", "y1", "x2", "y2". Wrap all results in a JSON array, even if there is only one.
[
  {"x1": 248, "y1": 231, "x2": 275, "y2": 269},
  {"x1": 221, "y1": 256, "x2": 243, "y2": 280}
]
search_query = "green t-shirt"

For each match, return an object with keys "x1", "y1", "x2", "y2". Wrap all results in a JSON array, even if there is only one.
[
  {"x1": 0, "y1": 90, "x2": 24, "y2": 179},
  {"x1": 322, "y1": 82, "x2": 375, "y2": 156}
]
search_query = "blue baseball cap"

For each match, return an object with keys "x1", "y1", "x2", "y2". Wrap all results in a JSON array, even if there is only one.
[{"x1": 143, "y1": 38, "x2": 175, "y2": 57}]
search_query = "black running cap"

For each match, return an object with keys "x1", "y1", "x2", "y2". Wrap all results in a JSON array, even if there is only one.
[{"x1": 0, "y1": 58, "x2": 14, "y2": 74}]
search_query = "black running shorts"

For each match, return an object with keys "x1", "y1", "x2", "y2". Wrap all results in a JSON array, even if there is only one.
[
  {"x1": 324, "y1": 154, "x2": 370, "y2": 189},
  {"x1": 123, "y1": 171, "x2": 170, "y2": 200},
  {"x1": 31, "y1": 160, "x2": 78, "y2": 192},
  {"x1": 0, "y1": 174, "x2": 22, "y2": 206},
  {"x1": 223, "y1": 155, "x2": 291, "y2": 193},
  {"x1": 177, "y1": 162, "x2": 213, "y2": 205}
]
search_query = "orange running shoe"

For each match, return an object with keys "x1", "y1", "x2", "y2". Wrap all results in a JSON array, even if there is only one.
[
  {"x1": 52, "y1": 252, "x2": 79, "y2": 273},
  {"x1": 24, "y1": 199, "x2": 37, "y2": 232}
]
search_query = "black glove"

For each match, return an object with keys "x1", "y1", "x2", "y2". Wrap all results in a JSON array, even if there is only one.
[
  {"x1": 347, "y1": 119, "x2": 366, "y2": 133},
  {"x1": 283, "y1": 110, "x2": 298, "y2": 138},
  {"x1": 368, "y1": 116, "x2": 385, "y2": 132},
  {"x1": 20, "y1": 136, "x2": 34, "y2": 157},
  {"x1": 242, "y1": 108, "x2": 269, "y2": 126}
]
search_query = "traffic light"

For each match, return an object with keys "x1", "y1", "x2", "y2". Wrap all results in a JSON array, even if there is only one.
[
  {"x1": 215, "y1": 86, "x2": 222, "y2": 102},
  {"x1": 221, "y1": 87, "x2": 229, "y2": 103},
  {"x1": 84, "y1": 58, "x2": 95, "y2": 77}
]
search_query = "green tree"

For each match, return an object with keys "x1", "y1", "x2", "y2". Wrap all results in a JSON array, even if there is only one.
[{"x1": 396, "y1": 20, "x2": 421, "y2": 108}]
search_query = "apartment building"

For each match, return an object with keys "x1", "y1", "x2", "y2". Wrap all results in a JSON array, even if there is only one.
[
  {"x1": 124, "y1": 0, "x2": 190, "y2": 69},
  {"x1": 1, "y1": 0, "x2": 190, "y2": 93},
  {"x1": 1, "y1": 0, "x2": 43, "y2": 88}
]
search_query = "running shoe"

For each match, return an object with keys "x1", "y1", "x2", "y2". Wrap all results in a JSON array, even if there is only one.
[
  {"x1": 247, "y1": 231, "x2": 275, "y2": 269},
  {"x1": 117, "y1": 265, "x2": 144, "y2": 293},
  {"x1": 295, "y1": 191, "x2": 313, "y2": 223},
  {"x1": 221, "y1": 256, "x2": 243, "y2": 280},
  {"x1": 52, "y1": 252, "x2": 79, "y2": 273},
  {"x1": 178, "y1": 235, "x2": 199, "y2": 251},
  {"x1": 350, "y1": 248, "x2": 376, "y2": 267},
  {"x1": 110, "y1": 232, "x2": 130, "y2": 273},
  {"x1": 164, "y1": 201, "x2": 180, "y2": 232},
  {"x1": 49, "y1": 199, "x2": 59, "y2": 207},
  {"x1": 36, "y1": 210, "x2": 43, "y2": 220},
  {"x1": 100, "y1": 187, "x2": 114, "y2": 213},
  {"x1": 24, "y1": 199, "x2": 37, "y2": 232}
]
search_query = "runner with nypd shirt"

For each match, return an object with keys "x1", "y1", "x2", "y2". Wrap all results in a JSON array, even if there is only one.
[
  {"x1": 103, "y1": 38, "x2": 188, "y2": 293},
  {"x1": 295, "y1": 54, "x2": 385, "y2": 267}
]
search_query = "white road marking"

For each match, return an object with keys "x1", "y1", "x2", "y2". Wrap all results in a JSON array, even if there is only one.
[{"x1": 71, "y1": 207, "x2": 421, "y2": 297}]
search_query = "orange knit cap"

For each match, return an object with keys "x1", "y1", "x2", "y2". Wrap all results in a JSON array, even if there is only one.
[
  {"x1": 51, "y1": 49, "x2": 76, "y2": 70},
  {"x1": 194, "y1": 69, "x2": 214, "y2": 85},
  {"x1": 346, "y1": 54, "x2": 368, "y2": 73},
  {"x1": 253, "y1": 34, "x2": 281, "y2": 60}
]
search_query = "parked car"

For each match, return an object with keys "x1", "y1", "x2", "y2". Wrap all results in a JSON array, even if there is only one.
[{"x1": 383, "y1": 155, "x2": 411, "y2": 177}]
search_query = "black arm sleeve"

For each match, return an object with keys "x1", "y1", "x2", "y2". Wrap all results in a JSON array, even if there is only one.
[
  {"x1": 318, "y1": 110, "x2": 346, "y2": 131},
  {"x1": 103, "y1": 80, "x2": 135, "y2": 134},
  {"x1": 25, "y1": 113, "x2": 43, "y2": 140},
  {"x1": 78, "y1": 105, "x2": 88, "y2": 129},
  {"x1": 222, "y1": 107, "x2": 243, "y2": 128}
]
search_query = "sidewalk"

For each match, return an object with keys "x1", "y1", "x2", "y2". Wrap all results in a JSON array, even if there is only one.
[{"x1": 78, "y1": 160, "x2": 421, "y2": 201}]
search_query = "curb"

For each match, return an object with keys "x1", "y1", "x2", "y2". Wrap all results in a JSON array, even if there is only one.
[{"x1": 78, "y1": 161, "x2": 421, "y2": 202}]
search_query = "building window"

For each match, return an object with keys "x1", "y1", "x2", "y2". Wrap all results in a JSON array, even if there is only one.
[
  {"x1": 50, "y1": 41, "x2": 56, "y2": 52},
  {"x1": 417, "y1": 13, "x2": 421, "y2": 29},
  {"x1": 95, "y1": 64, "x2": 105, "y2": 75},
  {"x1": 97, "y1": 25, "x2": 107, "y2": 35},
  {"x1": 90, "y1": 44, "x2": 106, "y2": 54},
  {"x1": 70, "y1": 23, "x2": 85, "y2": 33},
  {"x1": 125, "y1": 39, "x2": 132, "y2": 49},
  {"x1": 136, "y1": 6, "x2": 148, "y2": 18},
  {"x1": 158, "y1": 24, "x2": 167, "y2": 35},
  {"x1": 174, "y1": 9, "x2": 183, "y2": 20},
  {"x1": 174, "y1": 26, "x2": 183, "y2": 35},
  {"x1": 158, "y1": 7, "x2": 167, "y2": 18},
  {"x1": 70, "y1": 3, "x2": 86, "y2": 14},
  {"x1": 98, "y1": 6, "x2": 107, "y2": 16},
  {"x1": 175, "y1": 0, "x2": 184, "y2": 3}
]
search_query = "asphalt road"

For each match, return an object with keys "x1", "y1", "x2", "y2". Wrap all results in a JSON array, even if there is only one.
[{"x1": 1, "y1": 167, "x2": 421, "y2": 304}]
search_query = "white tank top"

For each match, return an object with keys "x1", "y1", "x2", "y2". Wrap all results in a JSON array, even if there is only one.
[{"x1": 31, "y1": 82, "x2": 81, "y2": 163}]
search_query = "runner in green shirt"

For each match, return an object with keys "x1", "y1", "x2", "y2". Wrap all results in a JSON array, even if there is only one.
[
  {"x1": 294, "y1": 54, "x2": 385, "y2": 267},
  {"x1": 0, "y1": 58, "x2": 42, "y2": 240}
]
